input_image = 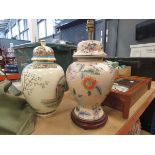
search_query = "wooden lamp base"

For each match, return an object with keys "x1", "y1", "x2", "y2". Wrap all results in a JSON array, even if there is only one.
[{"x1": 71, "y1": 109, "x2": 108, "y2": 130}]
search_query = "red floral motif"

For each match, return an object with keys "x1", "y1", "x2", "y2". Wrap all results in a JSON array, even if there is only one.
[{"x1": 82, "y1": 76, "x2": 97, "y2": 90}]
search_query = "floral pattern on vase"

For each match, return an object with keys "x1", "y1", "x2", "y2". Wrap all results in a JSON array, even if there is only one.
[
  {"x1": 22, "y1": 70, "x2": 50, "y2": 96},
  {"x1": 67, "y1": 60, "x2": 115, "y2": 121}
]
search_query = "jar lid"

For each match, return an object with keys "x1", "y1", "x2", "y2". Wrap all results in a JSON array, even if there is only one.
[
  {"x1": 31, "y1": 40, "x2": 56, "y2": 62},
  {"x1": 73, "y1": 40, "x2": 107, "y2": 58}
]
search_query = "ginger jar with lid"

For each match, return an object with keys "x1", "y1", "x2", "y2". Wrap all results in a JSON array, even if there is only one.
[
  {"x1": 66, "y1": 40, "x2": 116, "y2": 129},
  {"x1": 21, "y1": 41, "x2": 66, "y2": 117}
]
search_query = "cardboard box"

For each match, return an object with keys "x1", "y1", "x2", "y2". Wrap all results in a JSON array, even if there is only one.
[{"x1": 116, "y1": 66, "x2": 131, "y2": 77}]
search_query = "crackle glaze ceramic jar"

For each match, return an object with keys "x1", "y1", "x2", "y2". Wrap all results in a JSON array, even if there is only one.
[
  {"x1": 21, "y1": 41, "x2": 66, "y2": 117},
  {"x1": 66, "y1": 40, "x2": 116, "y2": 129}
]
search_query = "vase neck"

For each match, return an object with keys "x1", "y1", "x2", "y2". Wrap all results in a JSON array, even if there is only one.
[
  {"x1": 76, "y1": 57, "x2": 103, "y2": 62},
  {"x1": 33, "y1": 61, "x2": 55, "y2": 64}
]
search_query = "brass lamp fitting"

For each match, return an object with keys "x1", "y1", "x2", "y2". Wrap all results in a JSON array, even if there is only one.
[{"x1": 86, "y1": 19, "x2": 94, "y2": 40}]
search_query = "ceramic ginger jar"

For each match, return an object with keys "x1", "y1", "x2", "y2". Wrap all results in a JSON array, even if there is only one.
[
  {"x1": 21, "y1": 41, "x2": 66, "y2": 117},
  {"x1": 66, "y1": 40, "x2": 116, "y2": 129}
]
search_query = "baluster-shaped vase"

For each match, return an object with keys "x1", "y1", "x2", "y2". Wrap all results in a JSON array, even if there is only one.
[
  {"x1": 66, "y1": 40, "x2": 116, "y2": 129},
  {"x1": 21, "y1": 40, "x2": 66, "y2": 117}
]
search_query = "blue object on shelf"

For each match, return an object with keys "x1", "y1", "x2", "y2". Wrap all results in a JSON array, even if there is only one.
[{"x1": 4, "y1": 64, "x2": 18, "y2": 73}]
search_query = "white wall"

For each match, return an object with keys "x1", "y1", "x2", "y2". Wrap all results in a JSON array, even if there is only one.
[
  {"x1": 106, "y1": 19, "x2": 155, "y2": 58},
  {"x1": 116, "y1": 19, "x2": 146, "y2": 57}
]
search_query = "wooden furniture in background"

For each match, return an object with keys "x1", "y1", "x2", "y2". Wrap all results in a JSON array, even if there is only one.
[{"x1": 103, "y1": 76, "x2": 152, "y2": 118}]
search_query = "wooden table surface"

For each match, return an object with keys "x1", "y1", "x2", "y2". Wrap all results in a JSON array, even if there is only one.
[{"x1": 32, "y1": 82, "x2": 155, "y2": 135}]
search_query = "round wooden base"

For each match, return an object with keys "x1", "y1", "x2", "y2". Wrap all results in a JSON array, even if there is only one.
[{"x1": 71, "y1": 109, "x2": 108, "y2": 130}]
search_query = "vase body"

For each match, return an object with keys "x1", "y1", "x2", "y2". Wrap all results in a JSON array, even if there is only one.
[
  {"x1": 66, "y1": 40, "x2": 116, "y2": 129},
  {"x1": 21, "y1": 41, "x2": 65, "y2": 117}
]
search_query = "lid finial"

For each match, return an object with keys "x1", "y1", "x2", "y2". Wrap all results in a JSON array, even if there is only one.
[{"x1": 40, "y1": 40, "x2": 46, "y2": 46}]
